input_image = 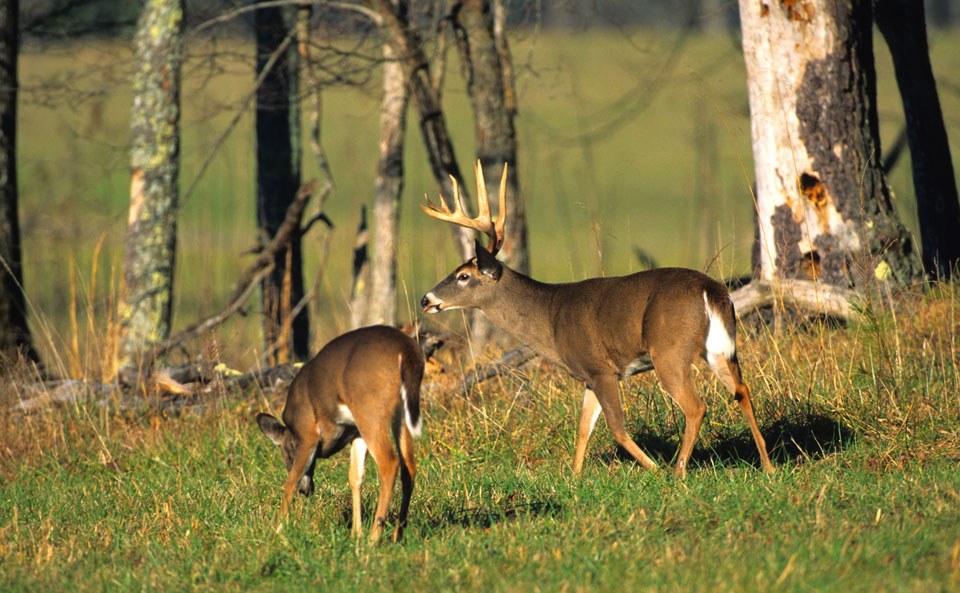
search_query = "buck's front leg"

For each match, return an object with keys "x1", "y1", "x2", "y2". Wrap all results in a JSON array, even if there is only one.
[
  {"x1": 590, "y1": 374, "x2": 659, "y2": 472},
  {"x1": 573, "y1": 388, "x2": 603, "y2": 474}
]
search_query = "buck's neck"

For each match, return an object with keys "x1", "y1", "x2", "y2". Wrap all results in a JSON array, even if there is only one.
[{"x1": 480, "y1": 266, "x2": 564, "y2": 363}]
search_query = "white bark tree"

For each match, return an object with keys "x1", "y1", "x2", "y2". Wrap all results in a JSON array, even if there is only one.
[{"x1": 739, "y1": 0, "x2": 922, "y2": 290}]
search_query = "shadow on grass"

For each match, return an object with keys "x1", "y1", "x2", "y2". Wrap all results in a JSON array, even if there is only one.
[
  {"x1": 337, "y1": 500, "x2": 564, "y2": 536},
  {"x1": 610, "y1": 411, "x2": 856, "y2": 471}
]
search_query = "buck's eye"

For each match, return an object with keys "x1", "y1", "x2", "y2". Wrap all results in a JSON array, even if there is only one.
[{"x1": 457, "y1": 273, "x2": 470, "y2": 282}]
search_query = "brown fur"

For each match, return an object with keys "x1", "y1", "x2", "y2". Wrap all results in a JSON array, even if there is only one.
[
  {"x1": 423, "y1": 254, "x2": 774, "y2": 477},
  {"x1": 256, "y1": 325, "x2": 425, "y2": 542}
]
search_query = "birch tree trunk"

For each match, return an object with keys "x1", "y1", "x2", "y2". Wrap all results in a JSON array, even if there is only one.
[
  {"x1": 255, "y1": 3, "x2": 308, "y2": 362},
  {"x1": 371, "y1": 0, "x2": 474, "y2": 260},
  {"x1": 451, "y1": 0, "x2": 528, "y2": 344},
  {"x1": 357, "y1": 40, "x2": 410, "y2": 327},
  {"x1": 118, "y1": 0, "x2": 183, "y2": 369},
  {"x1": 875, "y1": 0, "x2": 960, "y2": 280},
  {"x1": 739, "y1": 0, "x2": 922, "y2": 288}
]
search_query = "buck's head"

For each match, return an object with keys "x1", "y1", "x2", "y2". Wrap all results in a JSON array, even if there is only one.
[
  {"x1": 257, "y1": 413, "x2": 316, "y2": 497},
  {"x1": 421, "y1": 240, "x2": 503, "y2": 313},
  {"x1": 419, "y1": 161, "x2": 507, "y2": 316}
]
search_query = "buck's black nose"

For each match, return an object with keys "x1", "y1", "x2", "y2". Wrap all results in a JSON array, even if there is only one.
[{"x1": 420, "y1": 295, "x2": 429, "y2": 308}]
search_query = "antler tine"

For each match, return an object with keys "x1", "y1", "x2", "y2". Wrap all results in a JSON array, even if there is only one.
[
  {"x1": 420, "y1": 161, "x2": 509, "y2": 256},
  {"x1": 473, "y1": 160, "x2": 491, "y2": 221},
  {"x1": 494, "y1": 162, "x2": 507, "y2": 252},
  {"x1": 420, "y1": 175, "x2": 465, "y2": 221}
]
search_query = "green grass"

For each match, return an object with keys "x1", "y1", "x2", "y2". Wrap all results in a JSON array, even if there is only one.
[{"x1": 2, "y1": 282, "x2": 960, "y2": 592}]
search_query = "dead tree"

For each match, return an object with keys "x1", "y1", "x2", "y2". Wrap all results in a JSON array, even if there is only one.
[
  {"x1": 738, "y1": 0, "x2": 923, "y2": 296},
  {"x1": 0, "y1": 0, "x2": 37, "y2": 365},
  {"x1": 254, "y1": 2, "x2": 309, "y2": 362}
]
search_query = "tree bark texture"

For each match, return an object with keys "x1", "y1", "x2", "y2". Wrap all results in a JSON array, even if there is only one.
[
  {"x1": 255, "y1": 3, "x2": 309, "y2": 362},
  {"x1": 739, "y1": 0, "x2": 922, "y2": 287},
  {"x1": 452, "y1": 0, "x2": 528, "y2": 275},
  {"x1": 359, "y1": 41, "x2": 410, "y2": 327},
  {"x1": 0, "y1": 0, "x2": 35, "y2": 364},
  {"x1": 875, "y1": 0, "x2": 960, "y2": 279},
  {"x1": 371, "y1": 0, "x2": 474, "y2": 260},
  {"x1": 118, "y1": 0, "x2": 183, "y2": 369}
]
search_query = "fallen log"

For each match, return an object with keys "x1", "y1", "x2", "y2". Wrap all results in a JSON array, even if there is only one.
[{"x1": 730, "y1": 278, "x2": 863, "y2": 322}]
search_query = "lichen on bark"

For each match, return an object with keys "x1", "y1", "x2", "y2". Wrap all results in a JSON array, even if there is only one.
[{"x1": 118, "y1": 0, "x2": 183, "y2": 369}]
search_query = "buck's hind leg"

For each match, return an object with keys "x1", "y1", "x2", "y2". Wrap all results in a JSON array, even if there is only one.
[
  {"x1": 651, "y1": 353, "x2": 705, "y2": 478},
  {"x1": 708, "y1": 354, "x2": 774, "y2": 474}
]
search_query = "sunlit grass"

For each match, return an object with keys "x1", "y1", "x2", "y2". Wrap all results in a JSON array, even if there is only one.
[{"x1": 1, "y1": 280, "x2": 959, "y2": 592}]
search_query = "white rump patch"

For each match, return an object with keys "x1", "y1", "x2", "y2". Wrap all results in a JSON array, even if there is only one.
[
  {"x1": 400, "y1": 383, "x2": 422, "y2": 438},
  {"x1": 703, "y1": 292, "x2": 736, "y2": 368}
]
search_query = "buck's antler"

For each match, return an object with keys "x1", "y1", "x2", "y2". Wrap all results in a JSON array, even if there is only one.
[{"x1": 421, "y1": 161, "x2": 507, "y2": 256}]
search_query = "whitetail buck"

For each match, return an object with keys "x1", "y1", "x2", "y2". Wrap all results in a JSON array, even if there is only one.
[
  {"x1": 256, "y1": 325, "x2": 425, "y2": 542},
  {"x1": 420, "y1": 162, "x2": 774, "y2": 477}
]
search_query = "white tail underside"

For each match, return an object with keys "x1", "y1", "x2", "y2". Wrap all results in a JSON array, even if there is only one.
[
  {"x1": 400, "y1": 384, "x2": 422, "y2": 437},
  {"x1": 703, "y1": 292, "x2": 736, "y2": 372}
]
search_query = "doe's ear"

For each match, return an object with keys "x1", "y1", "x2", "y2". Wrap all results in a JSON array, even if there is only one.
[
  {"x1": 474, "y1": 239, "x2": 502, "y2": 280},
  {"x1": 257, "y1": 413, "x2": 287, "y2": 446}
]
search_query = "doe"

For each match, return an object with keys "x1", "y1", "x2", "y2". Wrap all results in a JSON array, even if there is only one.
[{"x1": 256, "y1": 325, "x2": 425, "y2": 542}]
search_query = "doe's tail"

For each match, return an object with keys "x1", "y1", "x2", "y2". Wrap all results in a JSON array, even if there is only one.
[{"x1": 399, "y1": 351, "x2": 424, "y2": 438}]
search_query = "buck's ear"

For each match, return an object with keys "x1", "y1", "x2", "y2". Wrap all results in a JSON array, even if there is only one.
[
  {"x1": 475, "y1": 239, "x2": 502, "y2": 280},
  {"x1": 257, "y1": 413, "x2": 287, "y2": 446}
]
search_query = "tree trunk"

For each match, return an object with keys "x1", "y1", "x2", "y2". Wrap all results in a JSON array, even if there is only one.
[
  {"x1": 739, "y1": 0, "x2": 922, "y2": 288},
  {"x1": 452, "y1": 0, "x2": 528, "y2": 275},
  {"x1": 255, "y1": 3, "x2": 308, "y2": 362},
  {"x1": 875, "y1": 0, "x2": 960, "y2": 280},
  {"x1": 451, "y1": 0, "x2": 528, "y2": 345},
  {"x1": 371, "y1": 0, "x2": 474, "y2": 260},
  {"x1": 358, "y1": 39, "x2": 410, "y2": 328},
  {"x1": 118, "y1": 0, "x2": 183, "y2": 370},
  {"x1": 0, "y1": 0, "x2": 36, "y2": 365}
]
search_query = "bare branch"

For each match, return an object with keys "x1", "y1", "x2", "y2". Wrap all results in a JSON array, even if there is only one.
[{"x1": 126, "y1": 180, "x2": 319, "y2": 379}]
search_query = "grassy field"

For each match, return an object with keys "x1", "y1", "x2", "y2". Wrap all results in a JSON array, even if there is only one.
[
  {"x1": 1, "y1": 280, "x2": 959, "y2": 592},
  {"x1": 5, "y1": 26, "x2": 960, "y2": 593}
]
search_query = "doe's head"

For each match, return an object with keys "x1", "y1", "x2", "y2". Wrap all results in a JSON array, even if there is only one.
[{"x1": 257, "y1": 413, "x2": 315, "y2": 497}]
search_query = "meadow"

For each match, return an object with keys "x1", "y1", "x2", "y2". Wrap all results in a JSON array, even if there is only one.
[{"x1": 3, "y1": 26, "x2": 960, "y2": 592}]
